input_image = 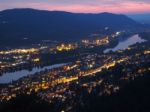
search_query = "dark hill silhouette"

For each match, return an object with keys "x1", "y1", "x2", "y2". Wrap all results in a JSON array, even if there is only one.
[{"x1": 0, "y1": 8, "x2": 141, "y2": 46}]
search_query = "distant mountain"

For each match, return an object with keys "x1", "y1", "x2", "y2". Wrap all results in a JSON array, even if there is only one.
[
  {"x1": 0, "y1": 8, "x2": 141, "y2": 46},
  {"x1": 128, "y1": 14, "x2": 150, "y2": 24}
]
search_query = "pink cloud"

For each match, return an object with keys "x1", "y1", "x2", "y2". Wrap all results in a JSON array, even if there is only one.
[
  {"x1": 29, "y1": 2, "x2": 150, "y2": 14},
  {"x1": 0, "y1": 1, "x2": 150, "y2": 14}
]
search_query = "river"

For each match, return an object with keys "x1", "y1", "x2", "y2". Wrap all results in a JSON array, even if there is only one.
[
  {"x1": 0, "y1": 34, "x2": 146, "y2": 84},
  {"x1": 0, "y1": 63, "x2": 66, "y2": 84},
  {"x1": 104, "y1": 34, "x2": 146, "y2": 53}
]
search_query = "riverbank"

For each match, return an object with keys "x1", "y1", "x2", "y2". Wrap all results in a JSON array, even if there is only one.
[
  {"x1": 104, "y1": 34, "x2": 146, "y2": 53},
  {"x1": 0, "y1": 63, "x2": 67, "y2": 84}
]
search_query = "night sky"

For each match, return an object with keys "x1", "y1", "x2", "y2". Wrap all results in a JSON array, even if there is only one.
[{"x1": 0, "y1": 0, "x2": 150, "y2": 14}]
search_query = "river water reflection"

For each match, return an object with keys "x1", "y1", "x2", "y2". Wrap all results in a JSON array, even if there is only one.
[
  {"x1": 104, "y1": 34, "x2": 146, "y2": 53},
  {"x1": 0, "y1": 63, "x2": 66, "y2": 84}
]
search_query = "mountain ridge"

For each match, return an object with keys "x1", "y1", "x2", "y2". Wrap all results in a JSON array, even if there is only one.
[
  {"x1": 0, "y1": 8, "x2": 141, "y2": 46},
  {"x1": 128, "y1": 13, "x2": 150, "y2": 24}
]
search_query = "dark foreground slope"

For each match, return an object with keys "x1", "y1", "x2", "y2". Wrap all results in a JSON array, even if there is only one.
[
  {"x1": 1, "y1": 73, "x2": 150, "y2": 112},
  {"x1": 86, "y1": 74, "x2": 150, "y2": 112},
  {"x1": 0, "y1": 94, "x2": 54, "y2": 112},
  {"x1": 0, "y1": 9, "x2": 140, "y2": 45}
]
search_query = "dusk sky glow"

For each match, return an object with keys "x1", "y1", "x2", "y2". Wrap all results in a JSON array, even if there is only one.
[{"x1": 0, "y1": 0, "x2": 150, "y2": 14}]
